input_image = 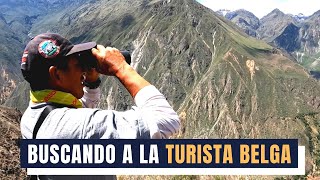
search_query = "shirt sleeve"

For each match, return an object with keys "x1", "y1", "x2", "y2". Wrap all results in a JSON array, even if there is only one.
[
  {"x1": 82, "y1": 85, "x2": 180, "y2": 139},
  {"x1": 81, "y1": 87, "x2": 101, "y2": 108},
  {"x1": 134, "y1": 85, "x2": 180, "y2": 138}
]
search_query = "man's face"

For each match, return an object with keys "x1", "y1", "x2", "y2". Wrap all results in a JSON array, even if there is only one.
[{"x1": 58, "y1": 57, "x2": 85, "y2": 99}]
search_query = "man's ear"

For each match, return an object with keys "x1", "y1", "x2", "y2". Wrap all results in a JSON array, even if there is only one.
[{"x1": 49, "y1": 66, "x2": 61, "y2": 82}]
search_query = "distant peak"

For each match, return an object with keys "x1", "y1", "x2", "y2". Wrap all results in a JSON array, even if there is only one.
[
  {"x1": 261, "y1": 8, "x2": 285, "y2": 19},
  {"x1": 234, "y1": 9, "x2": 249, "y2": 14},
  {"x1": 236, "y1": 9, "x2": 249, "y2": 12},
  {"x1": 271, "y1": 8, "x2": 284, "y2": 14},
  {"x1": 291, "y1": 13, "x2": 307, "y2": 22},
  {"x1": 217, "y1": 8, "x2": 231, "y2": 12},
  {"x1": 234, "y1": 9, "x2": 257, "y2": 17},
  {"x1": 216, "y1": 9, "x2": 231, "y2": 16}
]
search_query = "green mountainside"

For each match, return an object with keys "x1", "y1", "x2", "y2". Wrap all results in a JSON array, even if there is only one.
[{"x1": 1, "y1": 0, "x2": 320, "y2": 178}]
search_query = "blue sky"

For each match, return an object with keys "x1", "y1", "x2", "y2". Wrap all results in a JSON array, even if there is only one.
[{"x1": 196, "y1": 0, "x2": 320, "y2": 18}]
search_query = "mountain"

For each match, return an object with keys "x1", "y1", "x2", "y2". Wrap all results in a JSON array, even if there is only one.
[
  {"x1": 292, "y1": 13, "x2": 308, "y2": 22},
  {"x1": 257, "y1": 8, "x2": 298, "y2": 42},
  {"x1": 216, "y1": 9, "x2": 231, "y2": 17},
  {"x1": 221, "y1": 9, "x2": 260, "y2": 37},
  {"x1": 216, "y1": 8, "x2": 297, "y2": 40},
  {"x1": 1, "y1": 0, "x2": 320, "y2": 178},
  {"x1": 268, "y1": 10, "x2": 320, "y2": 72},
  {"x1": 294, "y1": 10, "x2": 320, "y2": 71},
  {"x1": 217, "y1": 8, "x2": 320, "y2": 75}
]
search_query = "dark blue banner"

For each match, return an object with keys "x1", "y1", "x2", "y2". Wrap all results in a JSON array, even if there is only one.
[{"x1": 20, "y1": 139, "x2": 298, "y2": 168}]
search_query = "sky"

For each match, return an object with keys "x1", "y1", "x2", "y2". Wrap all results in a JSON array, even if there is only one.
[{"x1": 196, "y1": 0, "x2": 320, "y2": 18}]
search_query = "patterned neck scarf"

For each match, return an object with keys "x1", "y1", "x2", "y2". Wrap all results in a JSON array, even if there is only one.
[{"x1": 30, "y1": 90, "x2": 82, "y2": 108}]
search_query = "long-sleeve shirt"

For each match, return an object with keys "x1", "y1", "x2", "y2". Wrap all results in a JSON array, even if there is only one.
[{"x1": 21, "y1": 85, "x2": 180, "y2": 140}]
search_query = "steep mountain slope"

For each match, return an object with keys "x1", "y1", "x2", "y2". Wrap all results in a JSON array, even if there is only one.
[
  {"x1": 3, "y1": 0, "x2": 320, "y2": 176},
  {"x1": 4, "y1": 82, "x2": 30, "y2": 112},
  {"x1": 273, "y1": 23, "x2": 300, "y2": 52},
  {"x1": 294, "y1": 11, "x2": 320, "y2": 71}
]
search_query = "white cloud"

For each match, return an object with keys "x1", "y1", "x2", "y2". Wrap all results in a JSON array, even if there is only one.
[{"x1": 197, "y1": 0, "x2": 320, "y2": 18}]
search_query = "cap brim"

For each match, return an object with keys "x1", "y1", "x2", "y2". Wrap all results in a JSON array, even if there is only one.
[{"x1": 66, "y1": 42, "x2": 97, "y2": 56}]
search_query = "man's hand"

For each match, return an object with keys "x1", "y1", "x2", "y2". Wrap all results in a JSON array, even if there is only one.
[
  {"x1": 91, "y1": 45, "x2": 150, "y2": 97},
  {"x1": 91, "y1": 45, "x2": 127, "y2": 76}
]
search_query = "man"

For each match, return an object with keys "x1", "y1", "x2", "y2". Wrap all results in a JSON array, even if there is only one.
[{"x1": 20, "y1": 33, "x2": 180, "y2": 179}]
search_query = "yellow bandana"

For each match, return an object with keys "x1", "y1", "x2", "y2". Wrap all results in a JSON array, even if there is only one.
[{"x1": 30, "y1": 90, "x2": 82, "y2": 108}]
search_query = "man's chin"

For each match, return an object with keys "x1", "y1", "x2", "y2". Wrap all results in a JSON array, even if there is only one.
[
  {"x1": 76, "y1": 92, "x2": 84, "y2": 99},
  {"x1": 72, "y1": 89, "x2": 84, "y2": 99}
]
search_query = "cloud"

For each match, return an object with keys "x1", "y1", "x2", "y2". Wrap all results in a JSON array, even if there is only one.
[{"x1": 197, "y1": 0, "x2": 320, "y2": 18}]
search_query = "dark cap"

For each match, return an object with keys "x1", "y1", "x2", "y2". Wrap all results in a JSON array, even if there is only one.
[{"x1": 21, "y1": 33, "x2": 96, "y2": 84}]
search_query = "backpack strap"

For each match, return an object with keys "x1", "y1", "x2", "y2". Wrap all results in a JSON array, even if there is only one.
[
  {"x1": 30, "y1": 104, "x2": 57, "y2": 180},
  {"x1": 30, "y1": 103, "x2": 75, "y2": 179},
  {"x1": 31, "y1": 102, "x2": 77, "y2": 139},
  {"x1": 32, "y1": 105, "x2": 57, "y2": 139}
]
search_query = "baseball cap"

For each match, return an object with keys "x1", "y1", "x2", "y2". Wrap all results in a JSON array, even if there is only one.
[{"x1": 21, "y1": 33, "x2": 97, "y2": 84}]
